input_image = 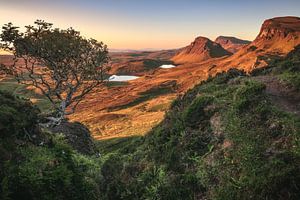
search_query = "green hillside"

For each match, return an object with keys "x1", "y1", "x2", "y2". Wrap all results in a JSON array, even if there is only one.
[
  {"x1": 96, "y1": 46, "x2": 300, "y2": 199},
  {"x1": 1, "y1": 47, "x2": 300, "y2": 200}
]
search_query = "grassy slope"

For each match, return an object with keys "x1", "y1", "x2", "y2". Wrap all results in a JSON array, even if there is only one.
[
  {"x1": 1, "y1": 47, "x2": 300, "y2": 200},
  {"x1": 0, "y1": 77, "x2": 52, "y2": 112},
  {"x1": 96, "y1": 47, "x2": 300, "y2": 199},
  {"x1": 0, "y1": 91, "x2": 103, "y2": 200}
]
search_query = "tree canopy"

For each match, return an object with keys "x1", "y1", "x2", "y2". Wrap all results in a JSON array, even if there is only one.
[{"x1": 0, "y1": 20, "x2": 110, "y2": 124}]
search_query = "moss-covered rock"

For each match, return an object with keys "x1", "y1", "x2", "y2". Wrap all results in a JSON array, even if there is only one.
[{"x1": 50, "y1": 121, "x2": 98, "y2": 155}]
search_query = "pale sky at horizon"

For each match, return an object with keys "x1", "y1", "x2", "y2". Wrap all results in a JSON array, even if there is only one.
[{"x1": 1, "y1": 0, "x2": 300, "y2": 50}]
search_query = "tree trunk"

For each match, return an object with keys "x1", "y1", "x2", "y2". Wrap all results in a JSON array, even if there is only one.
[
  {"x1": 40, "y1": 101, "x2": 66, "y2": 127},
  {"x1": 59, "y1": 100, "x2": 66, "y2": 120}
]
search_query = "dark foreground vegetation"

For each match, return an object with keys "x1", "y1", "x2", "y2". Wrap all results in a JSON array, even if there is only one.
[{"x1": 1, "y1": 47, "x2": 300, "y2": 199}]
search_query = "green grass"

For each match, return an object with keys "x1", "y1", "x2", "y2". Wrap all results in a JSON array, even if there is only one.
[
  {"x1": 0, "y1": 91, "x2": 104, "y2": 199},
  {"x1": 183, "y1": 95, "x2": 214, "y2": 125},
  {"x1": 205, "y1": 81, "x2": 300, "y2": 200},
  {"x1": 0, "y1": 78, "x2": 52, "y2": 112},
  {"x1": 1, "y1": 133, "x2": 103, "y2": 200},
  {"x1": 279, "y1": 71, "x2": 300, "y2": 90},
  {"x1": 95, "y1": 136, "x2": 142, "y2": 154}
]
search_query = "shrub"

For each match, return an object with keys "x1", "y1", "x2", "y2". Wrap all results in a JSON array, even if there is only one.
[
  {"x1": 100, "y1": 153, "x2": 125, "y2": 200},
  {"x1": 280, "y1": 72, "x2": 300, "y2": 90},
  {"x1": 183, "y1": 96, "x2": 214, "y2": 125},
  {"x1": 2, "y1": 134, "x2": 101, "y2": 200},
  {"x1": 234, "y1": 81, "x2": 266, "y2": 112},
  {"x1": 206, "y1": 68, "x2": 247, "y2": 85},
  {"x1": 0, "y1": 91, "x2": 39, "y2": 138}
]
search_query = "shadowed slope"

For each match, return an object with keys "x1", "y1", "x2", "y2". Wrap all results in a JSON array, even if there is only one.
[{"x1": 215, "y1": 36, "x2": 251, "y2": 53}]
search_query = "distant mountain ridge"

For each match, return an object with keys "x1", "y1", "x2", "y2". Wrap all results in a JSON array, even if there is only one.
[{"x1": 109, "y1": 48, "x2": 170, "y2": 53}]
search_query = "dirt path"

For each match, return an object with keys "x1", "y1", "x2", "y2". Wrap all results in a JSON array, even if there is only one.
[{"x1": 253, "y1": 75, "x2": 300, "y2": 117}]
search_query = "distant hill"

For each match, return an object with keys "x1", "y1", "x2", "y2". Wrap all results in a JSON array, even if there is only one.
[
  {"x1": 215, "y1": 36, "x2": 251, "y2": 53},
  {"x1": 171, "y1": 36, "x2": 232, "y2": 64},
  {"x1": 109, "y1": 48, "x2": 167, "y2": 53},
  {"x1": 109, "y1": 49, "x2": 178, "y2": 75}
]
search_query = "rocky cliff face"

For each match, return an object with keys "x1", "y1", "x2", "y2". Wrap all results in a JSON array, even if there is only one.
[
  {"x1": 215, "y1": 36, "x2": 251, "y2": 53},
  {"x1": 249, "y1": 16, "x2": 300, "y2": 54},
  {"x1": 172, "y1": 36, "x2": 232, "y2": 64},
  {"x1": 211, "y1": 16, "x2": 300, "y2": 73},
  {"x1": 256, "y1": 16, "x2": 300, "y2": 40}
]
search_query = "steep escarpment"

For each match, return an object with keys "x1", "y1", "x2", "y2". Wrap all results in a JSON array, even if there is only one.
[
  {"x1": 215, "y1": 36, "x2": 251, "y2": 53},
  {"x1": 213, "y1": 16, "x2": 300, "y2": 72},
  {"x1": 252, "y1": 16, "x2": 300, "y2": 53},
  {"x1": 257, "y1": 16, "x2": 300, "y2": 39},
  {"x1": 172, "y1": 36, "x2": 232, "y2": 64}
]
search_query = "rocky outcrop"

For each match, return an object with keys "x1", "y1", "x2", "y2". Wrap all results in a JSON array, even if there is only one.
[
  {"x1": 250, "y1": 16, "x2": 300, "y2": 53},
  {"x1": 172, "y1": 36, "x2": 232, "y2": 64},
  {"x1": 256, "y1": 16, "x2": 300, "y2": 40},
  {"x1": 50, "y1": 121, "x2": 98, "y2": 155}
]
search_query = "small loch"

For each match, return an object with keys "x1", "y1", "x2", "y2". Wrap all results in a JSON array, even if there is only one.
[
  {"x1": 160, "y1": 64, "x2": 176, "y2": 69},
  {"x1": 109, "y1": 75, "x2": 140, "y2": 81}
]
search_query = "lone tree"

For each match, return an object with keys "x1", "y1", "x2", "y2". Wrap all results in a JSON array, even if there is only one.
[{"x1": 0, "y1": 20, "x2": 110, "y2": 125}]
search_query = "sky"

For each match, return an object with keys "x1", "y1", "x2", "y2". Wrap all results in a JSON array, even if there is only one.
[{"x1": 1, "y1": 0, "x2": 300, "y2": 50}]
